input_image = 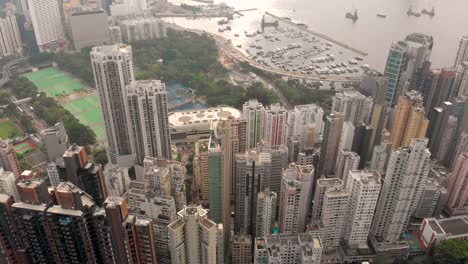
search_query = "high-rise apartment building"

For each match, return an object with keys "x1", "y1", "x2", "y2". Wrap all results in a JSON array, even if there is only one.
[
  {"x1": 391, "y1": 91, "x2": 429, "y2": 149},
  {"x1": 449, "y1": 132, "x2": 468, "y2": 170},
  {"x1": 435, "y1": 115, "x2": 458, "y2": 163},
  {"x1": 104, "y1": 164, "x2": 130, "y2": 196},
  {"x1": 290, "y1": 104, "x2": 324, "y2": 150},
  {"x1": 414, "y1": 177, "x2": 447, "y2": 218},
  {"x1": 207, "y1": 140, "x2": 223, "y2": 223},
  {"x1": 278, "y1": 164, "x2": 314, "y2": 234},
  {"x1": 263, "y1": 104, "x2": 288, "y2": 147},
  {"x1": 0, "y1": 168, "x2": 20, "y2": 201},
  {"x1": 231, "y1": 233, "x2": 252, "y2": 264},
  {"x1": 370, "y1": 139, "x2": 392, "y2": 176},
  {"x1": 425, "y1": 69, "x2": 457, "y2": 111},
  {"x1": 193, "y1": 139, "x2": 209, "y2": 203},
  {"x1": 427, "y1": 102, "x2": 454, "y2": 156},
  {"x1": 351, "y1": 122, "x2": 373, "y2": 168},
  {"x1": 0, "y1": 13, "x2": 22, "y2": 56},
  {"x1": 446, "y1": 153, "x2": 468, "y2": 212},
  {"x1": 0, "y1": 139, "x2": 21, "y2": 179},
  {"x1": 255, "y1": 191, "x2": 277, "y2": 238},
  {"x1": 454, "y1": 35, "x2": 468, "y2": 72},
  {"x1": 243, "y1": 99, "x2": 265, "y2": 148},
  {"x1": 372, "y1": 139, "x2": 430, "y2": 243},
  {"x1": 91, "y1": 44, "x2": 135, "y2": 166},
  {"x1": 331, "y1": 91, "x2": 373, "y2": 125},
  {"x1": 364, "y1": 73, "x2": 389, "y2": 152},
  {"x1": 123, "y1": 214, "x2": 158, "y2": 264},
  {"x1": 335, "y1": 149, "x2": 360, "y2": 183},
  {"x1": 318, "y1": 113, "x2": 344, "y2": 176},
  {"x1": 41, "y1": 122, "x2": 69, "y2": 162},
  {"x1": 168, "y1": 205, "x2": 223, "y2": 264},
  {"x1": 342, "y1": 170, "x2": 381, "y2": 247},
  {"x1": 0, "y1": 193, "x2": 27, "y2": 263},
  {"x1": 27, "y1": 0, "x2": 65, "y2": 51},
  {"x1": 255, "y1": 142, "x2": 288, "y2": 200},
  {"x1": 126, "y1": 80, "x2": 172, "y2": 164},
  {"x1": 254, "y1": 234, "x2": 322, "y2": 264},
  {"x1": 310, "y1": 178, "x2": 344, "y2": 226}
]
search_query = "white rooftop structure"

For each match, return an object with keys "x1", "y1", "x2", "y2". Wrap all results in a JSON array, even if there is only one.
[{"x1": 168, "y1": 106, "x2": 241, "y2": 131}]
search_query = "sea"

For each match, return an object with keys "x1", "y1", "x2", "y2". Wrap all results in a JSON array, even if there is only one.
[{"x1": 167, "y1": 0, "x2": 468, "y2": 72}]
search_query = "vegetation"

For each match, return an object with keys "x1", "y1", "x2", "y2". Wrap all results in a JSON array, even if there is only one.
[
  {"x1": 434, "y1": 239, "x2": 468, "y2": 264},
  {"x1": 275, "y1": 79, "x2": 335, "y2": 107},
  {"x1": 16, "y1": 153, "x2": 32, "y2": 171},
  {"x1": 92, "y1": 147, "x2": 108, "y2": 165},
  {"x1": 8, "y1": 76, "x2": 38, "y2": 99},
  {"x1": 0, "y1": 91, "x2": 10, "y2": 105},
  {"x1": 185, "y1": 178, "x2": 193, "y2": 204},
  {"x1": 0, "y1": 119, "x2": 22, "y2": 138},
  {"x1": 4, "y1": 104, "x2": 35, "y2": 134},
  {"x1": 54, "y1": 50, "x2": 94, "y2": 86}
]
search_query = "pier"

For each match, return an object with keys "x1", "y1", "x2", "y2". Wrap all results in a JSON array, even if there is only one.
[
  {"x1": 265, "y1": 12, "x2": 368, "y2": 56},
  {"x1": 234, "y1": 8, "x2": 258, "y2": 16}
]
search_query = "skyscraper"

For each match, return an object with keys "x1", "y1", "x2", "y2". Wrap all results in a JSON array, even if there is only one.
[
  {"x1": 425, "y1": 69, "x2": 457, "y2": 111},
  {"x1": 384, "y1": 41, "x2": 408, "y2": 106},
  {"x1": 123, "y1": 215, "x2": 158, "y2": 264},
  {"x1": 40, "y1": 122, "x2": 69, "y2": 162},
  {"x1": 103, "y1": 164, "x2": 130, "y2": 196},
  {"x1": 27, "y1": 0, "x2": 65, "y2": 51},
  {"x1": 449, "y1": 132, "x2": 468, "y2": 170},
  {"x1": 290, "y1": 104, "x2": 324, "y2": 151},
  {"x1": 0, "y1": 13, "x2": 22, "y2": 56},
  {"x1": 278, "y1": 164, "x2": 314, "y2": 234},
  {"x1": 335, "y1": 149, "x2": 360, "y2": 183},
  {"x1": 0, "y1": 168, "x2": 20, "y2": 201},
  {"x1": 243, "y1": 99, "x2": 265, "y2": 148},
  {"x1": 351, "y1": 122, "x2": 373, "y2": 168},
  {"x1": 318, "y1": 113, "x2": 344, "y2": 176},
  {"x1": 0, "y1": 194, "x2": 25, "y2": 263},
  {"x1": 0, "y1": 139, "x2": 21, "y2": 179},
  {"x1": 207, "y1": 140, "x2": 223, "y2": 224},
  {"x1": 427, "y1": 102, "x2": 453, "y2": 156},
  {"x1": 331, "y1": 91, "x2": 373, "y2": 125},
  {"x1": 168, "y1": 205, "x2": 223, "y2": 264},
  {"x1": 104, "y1": 196, "x2": 129, "y2": 264},
  {"x1": 372, "y1": 138, "x2": 430, "y2": 243},
  {"x1": 91, "y1": 44, "x2": 135, "y2": 166},
  {"x1": 255, "y1": 191, "x2": 277, "y2": 237},
  {"x1": 193, "y1": 139, "x2": 209, "y2": 203},
  {"x1": 454, "y1": 35, "x2": 468, "y2": 72},
  {"x1": 446, "y1": 153, "x2": 468, "y2": 213},
  {"x1": 391, "y1": 91, "x2": 429, "y2": 149},
  {"x1": 126, "y1": 80, "x2": 172, "y2": 164},
  {"x1": 310, "y1": 178, "x2": 344, "y2": 226},
  {"x1": 263, "y1": 104, "x2": 288, "y2": 147},
  {"x1": 231, "y1": 233, "x2": 252, "y2": 264}
]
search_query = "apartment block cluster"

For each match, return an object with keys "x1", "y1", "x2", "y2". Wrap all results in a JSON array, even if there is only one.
[{"x1": 0, "y1": 22, "x2": 468, "y2": 264}]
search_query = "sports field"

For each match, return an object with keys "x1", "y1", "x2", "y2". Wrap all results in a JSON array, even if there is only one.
[
  {"x1": 0, "y1": 119, "x2": 22, "y2": 139},
  {"x1": 13, "y1": 139, "x2": 37, "y2": 155},
  {"x1": 22, "y1": 68, "x2": 106, "y2": 142},
  {"x1": 22, "y1": 67, "x2": 87, "y2": 98}
]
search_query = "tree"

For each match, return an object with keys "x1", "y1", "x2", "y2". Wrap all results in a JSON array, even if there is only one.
[
  {"x1": 434, "y1": 239, "x2": 468, "y2": 264},
  {"x1": 0, "y1": 91, "x2": 10, "y2": 105},
  {"x1": 92, "y1": 147, "x2": 108, "y2": 165}
]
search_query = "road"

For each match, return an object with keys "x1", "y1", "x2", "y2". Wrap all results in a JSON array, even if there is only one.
[{"x1": 0, "y1": 58, "x2": 26, "y2": 88}]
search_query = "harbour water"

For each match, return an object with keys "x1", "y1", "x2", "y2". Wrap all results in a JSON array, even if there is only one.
[{"x1": 168, "y1": 0, "x2": 468, "y2": 72}]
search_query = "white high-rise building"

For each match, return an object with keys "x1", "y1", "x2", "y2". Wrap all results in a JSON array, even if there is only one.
[
  {"x1": 370, "y1": 140, "x2": 393, "y2": 176},
  {"x1": 290, "y1": 104, "x2": 324, "y2": 148},
  {"x1": 338, "y1": 121, "x2": 355, "y2": 152},
  {"x1": 27, "y1": 0, "x2": 65, "y2": 51},
  {"x1": 0, "y1": 168, "x2": 20, "y2": 201},
  {"x1": 279, "y1": 164, "x2": 314, "y2": 234},
  {"x1": 126, "y1": 80, "x2": 172, "y2": 165},
  {"x1": 310, "y1": 178, "x2": 343, "y2": 226},
  {"x1": 91, "y1": 44, "x2": 135, "y2": 166},
  {"x1": 168, "y1": 205, "x2": 223, "y2": 264},
  {"x1": 342, "y1": 170, "x2": 381, "y2": 247},
  {"x1": 41, "y1": 122, "x2": 69, "y2": 162},
  {"x1": 104, "y1": 164, "x2": 130, "y2": 196},
  {"x1": 454, "y1": 36, "x2": 468, "y2": 72},
  {"x1": 255, "y1": 191, "x2": 277, "y2": 237},
  {"x1": 243, "y1": 99, "x2": 265, "y2": 148},
  {"x1": 335, "y1": 149, "x2": 360, "y2": 183},
  {"x1": 371, "y1": 138, "x2": 431, "y2": 243},
  {"x1": 331, "y1": 91, "x2": 373, "y2": 125},
  {"x1": 0, "y1": 14, "x2": 22, "y2": 56}
]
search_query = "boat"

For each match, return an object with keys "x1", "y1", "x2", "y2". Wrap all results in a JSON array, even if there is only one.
[
  {"x1": 193, "y1": 0, "x2": 213, "y2": 3},
  {"x1": 226, "y1": 26, "x2": 232, "y2": 31},
  {"x1": 218, "y1": 28, "x2": 224, "y2": 32},
  {"x1": 345, "y1": 9, "x2": 358, "y2": 21},
  {"x1": 407, "y1": 6, "x2": 421, "y2": 17},
  {"x1": 218, "y1": 19, "x2": 229, "y2": 25},
  {"x1": 296, "y1": 23, "x2": 308, "y2": 29},
  {"x1": 234, "y1": 34, "x2": 239, "y2": 37},
  {"x1": 422, "y1": 7, "x2": 435, "y2": 16},
  {"x1": 376, "y1": 14, "x2": 387, "y2": 18}
]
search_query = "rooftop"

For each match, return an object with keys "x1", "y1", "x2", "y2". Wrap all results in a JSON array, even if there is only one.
[
  {"x1": 439, "y1": 217, "x2": 468, "y2": 236},
  {"x1": 168, "y1": 106, "x2": 241, "y2": 127}
]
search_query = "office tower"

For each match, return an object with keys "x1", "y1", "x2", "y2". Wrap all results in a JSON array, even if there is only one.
[
  {"x1": 425, "y1": 69, "x2": 457, "y2": 111},
  {"x1": 243, "y1": 99, "x2": 265, "y2": 148},
  {"x1": 256, "y1": 142, "x2": 288, "y2": 200},
  {"x1": 208, "y1": 141, "x2": 223, "y2": 224},
  {"x1": 40, "y1": 122, "x2": 69, "y2": 162},
  {"x1": 124, "y1": 183, "x2": 177, "y2": 264},
  {"x1": 126, "y1": 80, "x2": 172, "y2": 164},
  {"x1": 427, "y1": 102, "x2": 454, "y2": 155},
  {"x1": 370, "y1": 139, "x2": 392, "y2": 175},
  {"x1": 142, "y1": 157, "x2": 186, "y2": 211},
  {"x1": 384, "y1": 41, "x2": 408, "y2": 106},
  {"x1": 404, "y1": 33, "x2": 433, "y2": 72},
  {"x1": 435, "y1": 115, "x2": 458, "y2": 163},
  {"x1": 254, "y1": 234, "x2": 322, "y2": 264},
  {"x1": 414, "y1": 177, "x2": 447, "y2": 218},
  {"x1": 123, "y1": 215, "x2": 158, "y2": 264},
  {"x1": 0, "y1": 194, "x2": 26, "y2": 263},
  {"x1": 0, "y1": 13, "x2": 22, "y2": 56},
  {"x1": 27, "y1": 0, "x2": 65, "y2": 51},
  {"x1": 411, "y1": 61, "x2": 433, "y2": 96},
  {"x1": 290, "y1": 104, "x2": 324, "y2": 149},
  {"x1": 256, "y1": 191, "x2": 277, "y2": 237},
  {"x1": 0, "y1": 139, "x2": 21, "y2": 179},
  {"x1": 318, "y1": 113, "x2": 344, "y2": 176},
  {"x1": 335, "y1": 149, "x2": 359, "y2": 183},
  {"x1": 69, "y1": 10, "x2": 110, "y2": 49},
  {"x1": 278, "y1": 164, "x2": 314, "y2": 234},
  {"x1": 263, "y1": 104, "x2": 288, "y2": 147},
  {"x1": 331, "y1": 91, "x2": 373, "y2": 125},
  {"x1": 193, "y1": 139, "x2": 209, "y2": 202},
  {"x1": 454, "y1": 35, "x2": 468, "y2": 71},
  {"x1": 310, "y1": 178, "x2": 343, "y2": 226},
  {"x1": 0, "y1": 168, "x2": 20, "y2": 201},
  {"x1": 372, "y1": 138, "x2": 430, "y2": 243},
  {"x1": 449, "y1": 132, "x2": 468, "y2": 170},
  {"x1": 446, "y1": 153, "x2": 468, "y2": 212},
  {"x1": 104, "y1": 164, "x2": 130, "y2": 196},
  {"x1": 91, "y1": 44, "x2": 135, "y2": 166},
  {"x1": 168, "y1": 205, "x2": 223, "y2": 264},
  {"x1": 342, "y1": 170, "x2": 381, "y2": 247},
  {"x1": 63, "y1": 145, "x2": 107, "y2": 206},
  {"x1": 231, "y1": 233, "x2": 252, "y2": 264},
  {"x1": 44, "y1": 182, "x2": 113, "y2": 263},
  {"x1": 351, "y1": 122, "x2": 373, "y2": 168},
  {"x1": 391, "y1": 91, "x2": 429, "y2": 149},
  {"x1": 338, "y1": 121, "x2": 355, "y2": 152},
  {"x1": 234, "y1": 150, "x2": 271, "y2": 234}
]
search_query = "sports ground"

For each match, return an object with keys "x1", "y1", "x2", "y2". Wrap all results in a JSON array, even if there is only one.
[
  {"x1": 0, "y1": 118, "x2": 23, "y2": 139},
  {"x1": 22, "y1": 68, "x2": 106, "y2": 142}
]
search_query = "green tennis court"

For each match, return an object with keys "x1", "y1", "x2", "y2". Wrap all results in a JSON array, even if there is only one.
[
  {"x1": 64, "y1": 95, "x2": 105, "y2": 142},
  {"x1": 22, "y1": 67, "x2": 86, "y2": 98}
]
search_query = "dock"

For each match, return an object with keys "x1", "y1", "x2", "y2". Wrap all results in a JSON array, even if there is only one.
[
  {"x1": 265, "y1": 12, "x2": 368, "y2": 56},
  {"x1": 234, "y1": 8, "x2": 258, "y2": 16}
]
